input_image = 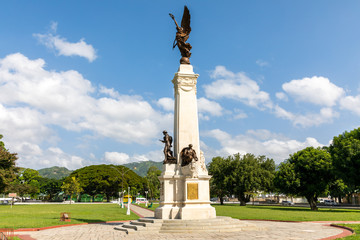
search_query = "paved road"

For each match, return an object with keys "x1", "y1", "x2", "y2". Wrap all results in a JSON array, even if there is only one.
[{"x1": 15, "y1": 205, "x2": 351, "y2": 240}]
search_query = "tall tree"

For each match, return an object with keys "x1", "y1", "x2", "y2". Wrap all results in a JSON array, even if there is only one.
[
  {"x1": 275, "y1": 147, "x2": 332, "y2": 210},
  {"x1": 0, "y1": 134, "x2": 19, "y2": 192},
  {"x1": 146, "y1": 166, "x2": 161, "y2": 200},
  {"x1": 229, "y1": 153, "x2": 275, "y2": 206},
  {"x1": 329, "y1": 127, "x2": 360, "y2": 195},
  {"x1": 208, "y1": 156, "x2": 233, "y2": 204},
  {"x1": 69, "y1": 164, "x2": 145, "y2": 202},
  {"x1": 61, "y1": 176, "x2": 83, "y2": 204}
]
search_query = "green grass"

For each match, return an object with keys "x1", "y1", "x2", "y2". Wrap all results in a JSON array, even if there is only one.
[
  {"x1": 137, "y1": 203, "x2": 159, "y2": 211},
  {"x1": 337, "y1": 224, "x2": 360, "y2": 239},
  {"x1": 0, "y1": 204, "x2": 139, "y2": 229},
  {"x1": 213, "y1": 204, "x2": 360, "y2": 221}
]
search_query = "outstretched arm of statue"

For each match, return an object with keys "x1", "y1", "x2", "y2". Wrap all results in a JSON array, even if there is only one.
[{"x1": 169, "y1": 13, "x2": 180, "y2": 30}]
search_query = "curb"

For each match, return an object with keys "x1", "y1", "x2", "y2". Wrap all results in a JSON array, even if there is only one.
[
  {"x1": 14, "y1": 220, "x2": 129, "y2": 232},
  {"x1": 320, "y1": 224, "x2": 355, "y2": 240}
]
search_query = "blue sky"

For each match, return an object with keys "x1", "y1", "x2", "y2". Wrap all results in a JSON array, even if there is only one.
[{"x1": 1, "y1": 1, "x2": 360, "y2": 170}]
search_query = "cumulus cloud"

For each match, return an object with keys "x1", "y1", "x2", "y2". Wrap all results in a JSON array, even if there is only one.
[
  {"x1": 104, "y1": 150, "x2": 163, "y2": 165},
  {"x1": 340, "y1": 95, "x2": 360, "y2": 115},
  {"x1": 0, "y1": 53, "x2": 172, "y2": 168},
  {"x1": 34, "y1": 22, "x2": 97, "y2": 62},
  {"x1": 204, "y1": 66, "x2": 272, "y2": 110},
  {"x1": 157, "y1": 97, "x2": 174, "y2": 112},
  {"x1": 197, "y1": 97, "x2": 223, "y2": 117},
  {"x1": 282, "y1": 76, "x2": 345, "y2": 107},
  {"x1": 275, "y1": 92, "x2": 288, "y2": 101},
  {"x1": 274, "y1": 105, "x2": 339, "y2": 127},
  {"x1": 204, "y1": 128, "x2": 323, "y2": 163}
]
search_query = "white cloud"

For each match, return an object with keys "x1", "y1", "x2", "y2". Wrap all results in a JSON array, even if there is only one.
[
  {"x1": 197, "y1": 97, "x2": 223, "y2": 117},
  {"x1": 282, "y1": 76, "x2": 345, "y2": 107},
  {"x1": 274, "y1": 105, "x2": 339, "y2": 127},
  {"x1": 204, "y1": 129, "x2": 323, "y2": 163},
  {"x1": 104, "y1": 150, "x2": 163, "y2": 165},
  {"x1": 34, "y1": 22, "x2": 97, "y2": 62},
  {"x1": 340, "y1": 95, "x2": 360, "y2": 115},
  {"x1": 15, "y1": 145, "x2": 86, "y2": 170},
  {"x1": 204, "y1": 66, "x2": 272, "y2": 110},
  {"x1": 0, "y1": 53, "x2": 173, "y2": 168},
  {"x1": 276, "y1": 92, "x2": 288, "y2": 101},
  {"x1": 157, "y1": 97, "x2": 174, "y2": 112},
  {"x1": 104, "y1": 152, "x2": 130, "y2": 165}
]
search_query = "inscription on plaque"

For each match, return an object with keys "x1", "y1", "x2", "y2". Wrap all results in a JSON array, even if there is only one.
[{"x1": 187, "y1": 183, "x2": 198, "y2": 200}]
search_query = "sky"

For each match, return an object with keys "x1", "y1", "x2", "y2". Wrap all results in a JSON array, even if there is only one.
[{"x1": 1, "y1": 1, "x2": 360, "y2": 170}]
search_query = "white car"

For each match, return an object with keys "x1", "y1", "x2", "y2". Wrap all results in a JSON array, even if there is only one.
[
  {"x1": 281, "y1": 200, "x2": 294, "y2": 206},
  {"x1": 324, "y1": 200, "x2": 338, "y2": 206}
]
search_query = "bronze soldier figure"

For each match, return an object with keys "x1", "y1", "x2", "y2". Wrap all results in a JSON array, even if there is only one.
[{"x1": 160, "y1": 130, "x2": 176, "y2": 164}]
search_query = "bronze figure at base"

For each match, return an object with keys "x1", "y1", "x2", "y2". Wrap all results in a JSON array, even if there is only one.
[{"x1": 160, "y1": 130, "x2": 177, "y2": 164}]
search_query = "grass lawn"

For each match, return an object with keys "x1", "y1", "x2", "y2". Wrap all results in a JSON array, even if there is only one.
[
  {"x1": 137, "y1": 203, "x2": 159, "y2": 211},
  {"x1": 337, "y1": 224, "x2": 360, "y2": 239},
  {"x1": 0, "y1": 203, "x2": 139, "y2": 229},
  {"x1": 213, "y1": 204, "x2": 360, "y2": 222}
]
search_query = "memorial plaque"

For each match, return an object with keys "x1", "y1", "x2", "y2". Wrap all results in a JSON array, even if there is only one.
[{"x1": 187, "y1": 183, "x2": 198, "y2": 200}]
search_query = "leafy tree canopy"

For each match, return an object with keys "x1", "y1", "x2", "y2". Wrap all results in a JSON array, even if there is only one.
[
  {"x1": 208, "y1": 156, "x2": 233, "y2": 204},
  {"x1": 275, "y1": 147, "x2": 332, "y2": 210},
  {"x1": 330, "y1": 127, "x2": 360, "y2": 192},
  {"x1": 0, "y1": 134, "x2": 19, "y2": 192}
]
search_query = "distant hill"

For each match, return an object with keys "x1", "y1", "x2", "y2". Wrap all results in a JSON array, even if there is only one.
[
  {"x1": 123, "y1": 161, "x2": 162, "y2": 177},
  {"x1": 38, "y1": 166, "x2": 72, "y2": 180}
]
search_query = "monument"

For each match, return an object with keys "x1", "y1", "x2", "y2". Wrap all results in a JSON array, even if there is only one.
[{"x1": 155, "y1": 6, "x2": 216, "y2": 220}]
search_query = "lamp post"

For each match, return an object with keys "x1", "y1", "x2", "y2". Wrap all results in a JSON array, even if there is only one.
[
  {"x1": 111, "y1": 166, "x2": 135, "y2": 209},
  {"x1": 127, "y1": 186, "x2": 131, "y2": 215},
  {"x1": 145, "y1": 191, "x2": 148, "y2": 207}
]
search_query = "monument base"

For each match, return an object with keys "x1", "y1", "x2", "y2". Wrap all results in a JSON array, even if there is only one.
[{"x1": 155, "y1": 173, "x2": 216, "y2": 220}]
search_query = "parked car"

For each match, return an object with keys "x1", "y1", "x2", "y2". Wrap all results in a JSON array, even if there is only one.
[
  {"x1": 324, "y1": 200, "x2": 339, "y2": 206},
  {"x1": 281, "y1": 200, "x2": 295, "y2": 206}
]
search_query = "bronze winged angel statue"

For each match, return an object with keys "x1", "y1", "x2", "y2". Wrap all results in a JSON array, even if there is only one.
[{"x1": 169, "y1": 6, "x2": 192, "y2": 64}]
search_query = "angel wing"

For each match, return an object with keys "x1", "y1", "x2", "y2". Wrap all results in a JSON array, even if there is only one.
[{"x1": 181, "y1": 6, "x2": 191, "y2": 35}]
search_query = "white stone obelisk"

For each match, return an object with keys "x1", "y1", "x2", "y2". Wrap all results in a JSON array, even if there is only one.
[{"x1": 155, "y1": 64, "x2": 216, "y2": 220}]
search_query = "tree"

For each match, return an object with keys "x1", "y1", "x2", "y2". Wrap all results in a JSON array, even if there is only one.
[
  {"x1": 275, "y1": 147, "x2": 332, "y2": 211},
  {"x1": 146, "y1": 166, "x2": 161, "y2": 200},
  {"x1": 61, "y1": 176, "x2": 82, "y2": 203},
  {"x1": 329, "y1": 127, "x2": 360, "y2": 195},
  {"x1": 0, "y1": 134, "x2": 19, "y2": 192},
  {"x1": 39, "y1": 178, "x2": 63, "y2": 201},
  {"x1": 69, "y1": 164, "x2": 145, "y2": 202},
  {"x1": 230, "y1": 153, "x2": 275, "y2": 206},
  {"x1": 208, "y1": 156, "x2": 233, "y2": 204}
]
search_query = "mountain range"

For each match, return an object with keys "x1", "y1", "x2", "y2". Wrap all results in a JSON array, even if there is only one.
[{"x1": 37, "y1": 160, "x2": 163, "y2": 179}]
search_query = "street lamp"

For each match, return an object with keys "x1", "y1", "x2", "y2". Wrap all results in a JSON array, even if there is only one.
[
  {"x1": 127, "y1": 186, "x2": 131, "y2": 215},
  {"x1": 111, "y1": 166, "x2": 135, "y2": 209}
]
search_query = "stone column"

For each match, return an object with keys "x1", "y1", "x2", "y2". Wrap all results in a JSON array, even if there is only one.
[{"x1": 155, "y1": 64, "x2": 216, "y2": 220}]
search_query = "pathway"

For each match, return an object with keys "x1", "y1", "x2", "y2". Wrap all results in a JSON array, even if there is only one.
[{"x1": 14, "y1": 205, "x2": 353, "y2": 240}]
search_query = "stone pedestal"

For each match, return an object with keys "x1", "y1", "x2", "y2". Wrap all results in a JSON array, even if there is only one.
[{"x1": 155, "y1": 64, "x2": 216, "y2": 220}]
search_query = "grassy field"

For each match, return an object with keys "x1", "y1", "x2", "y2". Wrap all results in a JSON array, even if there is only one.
[
  {"x1": 213, "y1": 204, "x2": 360, "y2": 222},
  {"x1": 337, "y1": 224, "x2": 360, "y2": 239},
  {"x1": 0, "y1": 203, "x2": 139, "y2": 229}
]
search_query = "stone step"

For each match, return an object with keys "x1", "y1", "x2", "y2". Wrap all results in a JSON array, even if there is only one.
[
  {"x1": 114, "y1": 226, "x2": 137, "y2": 234},
  {"x1": 138, "y1": 218, "x2": 164, "y2": 224},
  {"x1": 130, "y1": 221, "x2": 146, "y2": 227},
  {"x1": 160, "y1": 224, "x2": 244, "y2": 230},
  {"x1": 114, "y1": 217, "x2": 258, "y2": 235},
  {"x1": 122, "y1": 224, "x2": 140, "y2": 230}
]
